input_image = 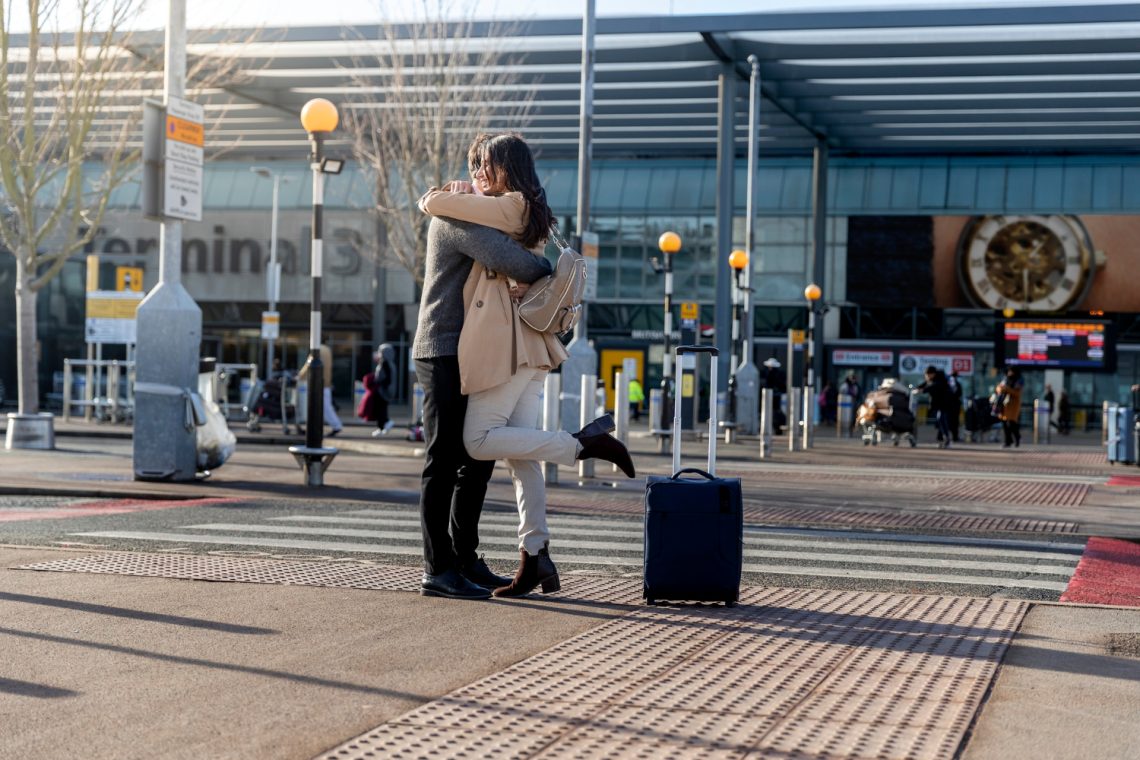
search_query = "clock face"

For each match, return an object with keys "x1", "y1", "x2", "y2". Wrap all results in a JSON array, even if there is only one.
[{"x1": 957, "y1": 215, "x2": 1096, "y2": 312}]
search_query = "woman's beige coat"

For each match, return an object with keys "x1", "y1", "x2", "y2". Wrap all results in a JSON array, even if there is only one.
[{"x1": 418, "y1": 188, "x2": 568, "y2": 395}]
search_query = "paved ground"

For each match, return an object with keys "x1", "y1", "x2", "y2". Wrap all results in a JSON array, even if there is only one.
[{"x1": 1, "y1": 417, "x2": 1139, "y2": 759}]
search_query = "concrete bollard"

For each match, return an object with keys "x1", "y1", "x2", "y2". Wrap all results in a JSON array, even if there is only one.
[
  {"x1": 1033, "y1": 398, "x2": 1051, "y2": 445},
  {"x1": 760, "y1": 387, "x2": 773, "y2": 459},
  {"x1": 802, "y1": 384, "x2": 814, "y2": 450},
  {"x1": 543, "y1": 373, "x2": 561, "y2": 484},
  {"x1": 579, "y1": 374, "x2": 597, "y2": 479},
  {"x1": 614, "y1": 370, "x2": 629, "y2": 475},
  {"x1": 837, "y1": 392, "x2": 853, "y2": 438},
  {"x1": 788, "y1": 387, "x2": 801, "y2": 452},
  {"x1": 411, "y1": 383, "x2": 425, "y2": 426}
]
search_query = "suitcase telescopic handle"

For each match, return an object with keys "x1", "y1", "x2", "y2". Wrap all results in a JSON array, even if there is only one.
[{"x1": 672, "y1": 345, "x2": 719, "y2": 476}]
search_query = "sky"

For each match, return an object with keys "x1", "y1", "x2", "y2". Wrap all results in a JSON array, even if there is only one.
[{"x1": 11, "y1": 0, "x2": 1134, "y2": 33}]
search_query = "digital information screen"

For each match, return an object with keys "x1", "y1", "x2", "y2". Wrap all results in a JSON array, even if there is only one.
[{"x1": 997, "y1": 320, "x2": 1116, "y2": 371}]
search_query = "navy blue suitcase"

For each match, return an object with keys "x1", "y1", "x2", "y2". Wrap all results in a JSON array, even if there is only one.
[{"x1": 644, "y1": 346, "x2": 743, "y2": 606}]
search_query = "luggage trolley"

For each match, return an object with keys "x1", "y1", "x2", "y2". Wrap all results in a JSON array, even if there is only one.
[{"x1": 246, "y1": 375, "x2": 297, "y2": 435}]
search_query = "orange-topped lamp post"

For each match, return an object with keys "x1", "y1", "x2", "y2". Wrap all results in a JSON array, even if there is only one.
[
  {"x1": 724, "y1": 249, "x2": 749, "y2": 443},
  {"x1": 289, "y1": 97, "x2": 344, "y2": 485},
  {"x1": 656, "y1": 231, "x2": 682, "y2": 442}
]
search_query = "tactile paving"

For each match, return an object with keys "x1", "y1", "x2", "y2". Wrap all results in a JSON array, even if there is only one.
[
  {"x1": 15, "y1": 552, "x2": 644, "y2": 604},
  {"x1": 317, "y1": 589, "x2": 1027, "y2": 760},
  {"x1": 17, "y1": 552, "x2": 424, "y2": 590},
  {"x1": 547, "y1": 496, "x2": 1079, "y2": 534}
]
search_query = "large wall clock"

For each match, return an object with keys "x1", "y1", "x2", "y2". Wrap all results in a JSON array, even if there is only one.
[{"x1": 956, "y1": 215, "x2": 1103, "y2": 312}]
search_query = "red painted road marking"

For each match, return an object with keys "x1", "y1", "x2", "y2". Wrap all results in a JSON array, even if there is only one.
[
  {"x1": 0, "y1": 497, "x2": 242, "y2": 523},
  {"x1": 1060, "y1": 536, "x2": 1140, "y2": 607},
  {"x1": 1106, "y1": 475, "x2": 1140, "y2": 487}
]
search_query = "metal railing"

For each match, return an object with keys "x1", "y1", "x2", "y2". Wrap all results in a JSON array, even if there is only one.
[{"x1": 62, "y1": 359, "x2": 136, "y2": 424}]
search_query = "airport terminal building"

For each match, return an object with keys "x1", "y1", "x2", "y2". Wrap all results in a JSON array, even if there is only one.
[{"x1": 2, "y1": 5, "x2": 1139, "y2": 422}]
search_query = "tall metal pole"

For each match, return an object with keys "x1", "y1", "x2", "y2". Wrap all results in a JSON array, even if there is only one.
[
  {"x1": 810, "y1": 141, "x2": 829, "y2": 394},
  {"x1": 560, "y1": 0, "x2": 598, "y2": 434},
  {"x1": 305, "y1": 134, "x2": 326, "y2": 451},
  {"x1": 743, "y1": 55, "x2": 760, "y2": 367},
  {"x1": 713, "y1": 63, "x2": 735, "y2": 396},
  {"x1": 132, "y1": 0, "x2": 202, "y2": 481},
  {"x1": 267, "y1": 174, "x2": 279, "y2": 374},
  {"x1": 733, "y1": 55, "x2": 762, "y2": 436}
]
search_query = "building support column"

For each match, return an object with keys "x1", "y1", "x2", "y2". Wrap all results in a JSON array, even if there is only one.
[{"x1": 713, "y1": 63, "x2": 736, "y2": 396}]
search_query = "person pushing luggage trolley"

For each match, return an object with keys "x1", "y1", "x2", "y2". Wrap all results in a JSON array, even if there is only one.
[{"x1": 643, "y1": 346, "x2": 744, "y2": 607}]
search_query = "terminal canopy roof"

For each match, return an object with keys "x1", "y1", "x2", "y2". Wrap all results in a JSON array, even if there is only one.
[{"x1": 59, "y1": 3, "x2": 1140, "y2": 158}]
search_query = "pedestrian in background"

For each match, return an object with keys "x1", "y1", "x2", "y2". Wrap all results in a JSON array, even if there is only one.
[
  {"x1": 1054, "y1": 390, "x2": 1071, "y2": 435},
  {"x1": 995, "y1": 368, "x2": 1024, "y2": 448},
  {"x1": 947, "y1": 370, "x2": 964, "y2": 442},
  {"x1": 917, "y1": 365, "x2": 954, "y2": 448},
  {"x1": 297, "y1": 344, "x2": 342, "y2": 438},
  {"x1": 628, "y1": 377, "x2": 645, "y2": 421},
  {"x1": 358, "y1": 343, "x2": 396, "y2": 437},
  {"x1": 818, "y1": 380, "x2": 837, "y2": 424}
]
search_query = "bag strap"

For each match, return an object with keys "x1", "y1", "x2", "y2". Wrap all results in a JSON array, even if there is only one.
[{"x1": 549, "y1": 224, "x2": 571, "y2": 252}]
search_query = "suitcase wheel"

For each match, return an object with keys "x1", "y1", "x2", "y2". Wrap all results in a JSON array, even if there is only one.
[
  {"x1": 646, "y1": 598, "x2": 656, "y2": 606},
  {"x1": 725, "y1": 600, "x2": 736, "y2": 608}
]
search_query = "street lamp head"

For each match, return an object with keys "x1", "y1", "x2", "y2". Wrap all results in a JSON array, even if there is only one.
[
  {"x1": 658, "y1": 231, "x2": 681, "y2": 254},
  {"x1": 729, "y1": 249, "x2": 748, "y2": 271},
  {"x1": 804, "y1": 283, "x2": 822, "y2": 302},
  {"x1": 300, "y1": 98, "x2": 339, "y2": 133},
  {"x1": 1002, "y1": 307, "x2": 1016, "y2": 318}
]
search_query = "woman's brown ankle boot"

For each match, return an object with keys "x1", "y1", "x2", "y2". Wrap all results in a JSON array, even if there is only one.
[{"x1": 493, "y1": 544, "x2": 561, "y2": 597}]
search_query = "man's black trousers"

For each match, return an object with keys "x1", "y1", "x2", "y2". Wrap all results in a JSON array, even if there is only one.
[{"x1": 414, "y1": 356, "x2": 495, "y2": 575}]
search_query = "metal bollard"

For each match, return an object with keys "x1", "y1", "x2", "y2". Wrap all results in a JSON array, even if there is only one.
[
  {"x1": 63, "y1": 360, "x2": 73, "y2": 423},
  {"x1": 614, "y1": 371, "x2": 629, "y2": 475},
  {"x1": 837, "y1": 392, "x2": 853, "y2": 438},
  {"x1": 579, "y1": 374, "x2": 596, "y2": 479},
  {"x1": 543, "y1": 373, "x2": 561, "y2": 484},
  {"x1": 802, "y1": 384, "x2": 814, "y2": 450},
  {"x1": 760, "y1": 388, "x2": 773, "y2": 459},
  {"x1": 788, "y1": 387, "x2": 801, "y2": 452},
  {"x1": 1102, "y1": 400, "x2": 1112, "y2": 445},
  {"x1": 1033, "y1": 398, "x2": 1051, "y2": 445},
  {"x1": 411, "y1": 382, "x2": 425, "y2": 426}
]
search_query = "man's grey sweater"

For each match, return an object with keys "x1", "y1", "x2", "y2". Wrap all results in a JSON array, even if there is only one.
[{"x1": 413, "y1": 217, "x2": 554, "y2": 360}]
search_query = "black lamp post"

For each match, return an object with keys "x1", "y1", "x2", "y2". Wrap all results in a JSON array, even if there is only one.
[
  {"x1": 725, "y1": 249, "x2": 748, "y2": 441},
  {"x1": 655, "y1": 231, "x2": 681, "y2": 436}
]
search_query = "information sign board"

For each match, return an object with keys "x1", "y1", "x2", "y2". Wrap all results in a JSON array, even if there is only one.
[
  {"x1": 996, "y1": 319, "x2": 1115, "y2": 371},
  {"x1": 85, "y1": 291, "x2": 144, "y2": 344},
  {"x1": 162, "y1": 96, "x2": 203, "y2": 222}
]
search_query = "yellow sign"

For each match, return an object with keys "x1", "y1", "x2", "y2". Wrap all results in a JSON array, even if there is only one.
[
  {"x1": 680, "y1": 302, "x2": 699, "y2": 321},
  {"x1": 681, "y1": 373, "x2": 694, "y2": 398},
  {"x1": 87, "y1": 294, "x2": 142, "y2": 320},
  {"x1": 790, "y1": 330, "x2": 806, "y2": 345},
  {"x1": 166, "y1": 115, "x2": 204, "y2": 147},
  {"x1": 116, "y1": 266, "x2": 144, "y2": 292}
]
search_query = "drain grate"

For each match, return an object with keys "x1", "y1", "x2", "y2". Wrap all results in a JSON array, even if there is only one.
[
  {"x1": 929, "y1": 480, "x2": 1088, "y2": 507},
  {"x1": 745, "y1": 506, "x2": 1079, "y2": 534},
  {"x1": 318, "y1": 589, "x2": 1026, "y2": 760}
]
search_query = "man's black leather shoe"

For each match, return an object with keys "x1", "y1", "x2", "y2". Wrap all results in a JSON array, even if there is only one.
[
  {"x1": 420, "y1": 569, "x2": 492, "y2": 600},
  {"x1": 459, "y1": 555, "x2": 511, "y2": 588}
]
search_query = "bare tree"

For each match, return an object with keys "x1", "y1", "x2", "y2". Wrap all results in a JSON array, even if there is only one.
[
  {"x1": 0, "y1": 1, "x2": 257, "y2": 415},
  {"x1": 341, "y1": 0, "x2": 536, "y2": 285}
]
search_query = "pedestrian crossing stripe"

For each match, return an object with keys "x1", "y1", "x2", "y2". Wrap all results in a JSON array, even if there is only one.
[{"x1": 71, "y1": 507, "x2": 1084, "y2": 594}]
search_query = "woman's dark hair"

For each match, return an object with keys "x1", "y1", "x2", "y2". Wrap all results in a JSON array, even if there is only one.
[
  {"x1": 466, "y1": 133, "x2": 492, "y2": 177},
  {"x1": 480, "y1": 133, "x2": 555, "y2": 249}
]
